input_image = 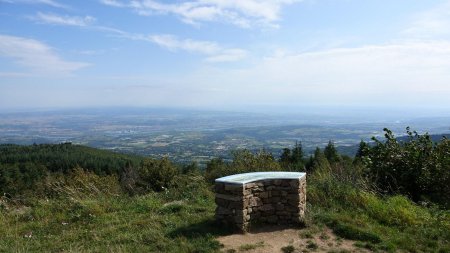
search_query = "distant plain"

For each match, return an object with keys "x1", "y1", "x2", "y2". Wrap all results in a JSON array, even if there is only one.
[{"x1": 1, "y1": 107, "x2": 449, "y2": 164}]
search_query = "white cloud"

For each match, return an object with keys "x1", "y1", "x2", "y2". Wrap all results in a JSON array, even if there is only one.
[
  {"x1": 403, "y1": 1, "x2": 450, "y2": 38},
  {"x1": 143, "y1": 34, "x2": 247, "y2": 62},
  {"x1": 100, "y1": 0, "x2": 300, "y2": 28},
  {"x1": 180, "y1": 41, "x2": 450, "y2": 107},
  {"x1": 33, "y1": 12, "x2": 96, "y2": 26},
  {"x1": 26, "y1": 11, "x2": 246, "y2": 63},
  {"x1": 99, "y1": 0, "x2": 125, "y2": 7},
  {"x1": 0, "y1": 34, "x2": 90, "y2": 75},
  {"x1": 205, "y1": 48, "x2": 247, "y2": 62},
  {"x1": 0, "y1": 0, "x2": 68, "y2": 8},
  {"x1": 146, "y1": 34, "x2": 220, "y2": 54}
]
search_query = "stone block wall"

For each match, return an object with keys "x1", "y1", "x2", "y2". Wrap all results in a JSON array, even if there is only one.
[{"x1": 215, "y1": 177, "x2": 306, "y2": 232}]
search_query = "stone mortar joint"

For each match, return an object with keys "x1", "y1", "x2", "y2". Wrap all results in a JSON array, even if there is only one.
[{"x1": 214, "y1": 172, "x2": 306, "y2": 232}]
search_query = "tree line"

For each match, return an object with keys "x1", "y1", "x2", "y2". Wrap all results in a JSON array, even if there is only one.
[{"x1": 0, "y1": 128, "x2": 448, "y2": 207}]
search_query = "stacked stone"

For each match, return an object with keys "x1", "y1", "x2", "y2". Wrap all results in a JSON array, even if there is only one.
[
  {"x1": 215, "y1": 176, "x2": 306, "y2": 232},
  {"x1": 214, "y1": 182, "x2": 246, "y2": 231}
]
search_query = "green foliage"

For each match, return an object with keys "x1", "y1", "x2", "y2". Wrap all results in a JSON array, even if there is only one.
[
  {"x1": 181, "y1": 161, "x2": 200, "y2": 175},
  {"x1": 238, "y1": 241, "x2": 264, "y2": 251},
  {"x1": 324, "y1": 141, "x2": 341, "y2": 164},
  {"x1": 205, "y1": 149, "x2": 281, "y2": 183},
  {"x1": 166, "y1": 174, "x2": 213, "y2": 202},
  {"x1": 1, "y1": 130, "x2": 449, "y2": 252},
  {"x1": 279, "y1": 142, "x2": 305, "y2": 171},
  {"x1": 281, "y1": 245, "x2": 295, "y2": 253},
  {"x1": 0, "y1": 143, "x2": 141, "y2": 175},
  {"x1": 45, "y1": 168, "x2": 122, "y2": 199},
  {"x1": 325, "y1": 219, "x2": 381, "y2": 243},
  {"x1": 159, "y1": 201, "x2": 186, "y2": 214},
  {"x1": 138, "y1": 157, "x2": 178, "y2": 192},
  {"x1": 279, "y1": 148, "x2": 291, "y2": 167},
  {"x1": 359, "y1": 193, "x2": 433, "y2": 227},
  {"x1": 306, "y1": 240, "x2": 319, "y2": 250},
  {"x1": 0, "y1": 162, "x2": 47, "y2": 195},
  {"x1": 0, "y1": 171, "x2": 227, "y2": 253},
  {"x1": 310, "y1": 147, "x2": 331, "y2": 173},
  {"x1": 355, "y1": 140, "x2": 369, "y2": 159},
  {"x1": 204, "y1": 157, "x2": 227, "y2": 184},
  {"x1": 230, "y1": 149, "x2": 281, "y2": 172},
  {"x1": 0, "y1": 143, "x2": 142, "y2": 196},
  {"x1": 364, "y1": 128, "x2": 450, "y2": 206},
  {"x1": 308, "y1": 150, "x2": 450, "y2": 253}
]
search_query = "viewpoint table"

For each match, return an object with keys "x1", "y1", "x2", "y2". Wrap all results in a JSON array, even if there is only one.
[{"x1": 214, "y1": 171, "x2": 306, "y2": 232}]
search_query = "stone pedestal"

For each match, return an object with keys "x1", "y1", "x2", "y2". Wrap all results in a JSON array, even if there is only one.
[{"x1": 215, "y1": 172, "x2": 306, "y2": 232}]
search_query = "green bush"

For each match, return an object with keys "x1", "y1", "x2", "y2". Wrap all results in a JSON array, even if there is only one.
[
  {"x1": 281, "y1": 245, "x2": 295, "y2": 253},
  {"x1": 363, "y1": 128, "x2": 450, "y2": 207},
  {"x1": 0, "y1": 162, "x2": 47, "y2": 196},
  {"x1": 205, "y1": 149, "x2": 281, "y2": 183},
  {"x1": 166, "y1": 174, "x2": 213, "y2": 202},
  {"x1": 138, "y1": 157, "x2": 178, "y2": 191},
  {"x1": 45, "y1": 168, "x2": 122, "y2": 199}
]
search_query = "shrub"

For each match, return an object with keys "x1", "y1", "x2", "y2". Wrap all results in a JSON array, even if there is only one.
[
  {"x1": 0, "y1": 162, "x2": 47, "y2": 196},
  {"x1": 45, "y1": 167, "x2": 122, "y2": 199},
  {"x1": 205, "y1": 149, "x2": 281, "y2": 183},
  {"x1": 281, "y1": 245, "x2": 295, "y2": 253},
  {"x1": 138, "y1": 157, "x2": 178, "y2": 191},
  {"x1": 166, "y1": 174, "x2": 213, "y2": 202},
  {"x1": 364, "y1": 128, "x2": 450, "y2": 207}
]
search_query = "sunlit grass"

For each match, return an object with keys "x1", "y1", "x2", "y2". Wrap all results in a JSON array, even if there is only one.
[{"x1": 1, "y1": 168, "x2": 449, "y2": 252}]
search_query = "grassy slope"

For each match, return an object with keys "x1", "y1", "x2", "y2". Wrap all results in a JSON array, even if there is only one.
[
  {"x1": 308, "y1": 170, "x2": 450, "y2": 253},
  {"x1": 0, "y1": 142, "x2": 449, "y2": 253},
  {"x1": 1, "y1": 171, "x2": 449, "y2": 253},
  {"x1": 1, "y1": 195, "x2": 222, "y2": 252},
  {"x1": 0, "y1": 170, "x2": 225, "y2": 253}
]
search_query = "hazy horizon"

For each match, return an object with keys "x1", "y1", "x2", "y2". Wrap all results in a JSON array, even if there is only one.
[{"x1": 1, "y1": 105, "x2": 450, "y2": 123}]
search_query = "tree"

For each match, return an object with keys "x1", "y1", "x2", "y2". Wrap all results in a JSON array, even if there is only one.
[
  {"x1": 206, "y1": 149, "x2": 282, "y2": 184},
  {"x1": 355, "y1": 140, "x2": 369, "y2": 158},
  {"x1": 363, "y1": 128, "x2": 450, "y2": 207},
  {"x1": 138, "y1": 157, "x2": 178, "y2": 191},
  {"x1": 311, "y1": 147, "x2": 331, "y2": 172},
  {"x1": 324, "y1": 141, "x2": 341, "y2": 164},
  {"x1": 305, "y1": 155, "x2": 315, "y2": 172},
  {"x1": 182, "y1": 161, "x2": 200, "y2": 175},
  {"x1": 279, "y1": 142, "x2": 305, "y2": 171},
  {"x1": 279, "y1": 148, "x2": 291, "y2": 169},
  {"x1": 0, "y1": 162, "x2": 46, "y2": 195},
  {"x1": 205, "y1": 158, "x2": 228, "y2": 183},
  {"x1": 231, "y1": 149, "x2": 281, "y2": 173},
  {"x1": 291, "y1": 141, "x2": 305, "y2": 171}
]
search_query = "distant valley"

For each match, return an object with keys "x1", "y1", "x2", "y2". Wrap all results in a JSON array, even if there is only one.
[{"x1": 1, "y1": 107, "x2": 449, "y2": 164}]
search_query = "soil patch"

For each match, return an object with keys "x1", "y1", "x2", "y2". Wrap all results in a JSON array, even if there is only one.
[{"x1": 217, "y1": 225, "x2": 371, "y2": 253}]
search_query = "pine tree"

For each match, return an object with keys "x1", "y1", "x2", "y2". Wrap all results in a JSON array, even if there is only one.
[
  {"x1": 324, "y1": 140, "x2": 340, "y2": 164},
  {"x1": 291, "y1": 141, "x2": 305, "y2": 171},
  {"x1": 355, "y1": 140, "x2": 369, "y2": 158}
]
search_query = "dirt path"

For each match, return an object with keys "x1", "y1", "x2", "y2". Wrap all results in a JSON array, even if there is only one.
[{"x1": 217, "y1": 225, "x2": 370, "y2": 253}]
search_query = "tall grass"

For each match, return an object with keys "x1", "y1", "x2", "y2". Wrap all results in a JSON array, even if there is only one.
[
  {"x1": 1, "y1": 165, "x2": 449, "y2": 252},
  {"x1": 307, "y1": 165, "x2": 450, "y2": 252},
  {"x1": 0, "y1": 170, "x2": 225, "y2": 253}
]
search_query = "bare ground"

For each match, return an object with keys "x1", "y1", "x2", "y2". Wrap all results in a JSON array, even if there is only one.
[{"x1": 217, "y1": 225, "x2": 371, "y2": 253}]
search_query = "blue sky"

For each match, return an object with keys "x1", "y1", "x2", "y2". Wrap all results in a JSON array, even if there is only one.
[{"x1": 1, "y1": 0, "x2": 450, "y2": 112}]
